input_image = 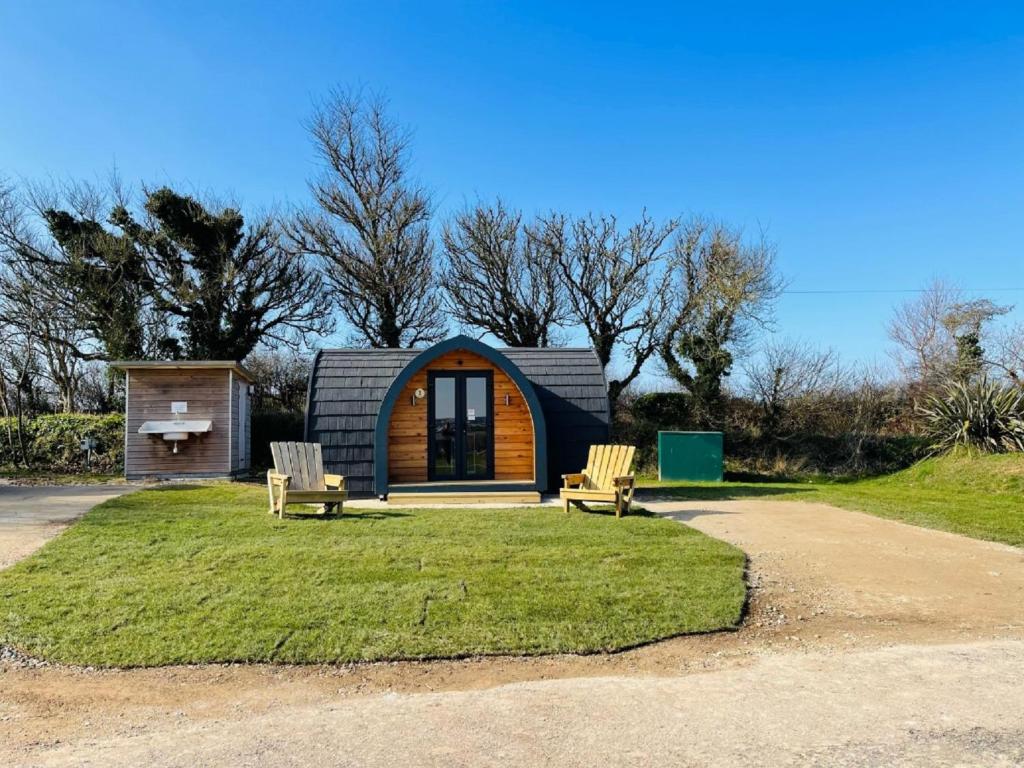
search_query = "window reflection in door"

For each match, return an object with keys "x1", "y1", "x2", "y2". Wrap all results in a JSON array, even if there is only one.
[
  {"x1": 464, "y1": 376, "x2": 489, "y2": 478},
  {"x1": 432, "y1": 376, "x2": 456, "y2": 477}
]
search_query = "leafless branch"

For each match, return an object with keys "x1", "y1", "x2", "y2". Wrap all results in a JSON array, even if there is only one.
[
  {"x1": 660, "y1": 216, "x2": 783, "y2": 426},
  {"x1": 548, "y1": 210, "x2": 677, "y2": 404},
  {"x1": 441, "y1": 200, "x2": 567, "y2": 346},
  {"x1": 286, "y1": 88, "x2": 445, "y2": 347}
]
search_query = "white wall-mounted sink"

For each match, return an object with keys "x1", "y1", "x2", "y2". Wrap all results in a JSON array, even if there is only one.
[
  {"x1": 138, "y1": 420, "x2": 213, "y2": 437},
  {"x1": 138, "y1": 420, "x2": 213, "y2": 452}
]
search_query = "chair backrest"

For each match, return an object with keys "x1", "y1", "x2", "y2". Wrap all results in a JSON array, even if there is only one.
[
  {"x1": 583, "y1": 445, "x2": 636, "y2": 491},
  {"x1": 270, "y1": 442, "x2": 325, "y2": 491}
]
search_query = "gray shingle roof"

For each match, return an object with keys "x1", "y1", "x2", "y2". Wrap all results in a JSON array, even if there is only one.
[{"x1": 306, "y1": 346, "x2": 609, "y2": 495}]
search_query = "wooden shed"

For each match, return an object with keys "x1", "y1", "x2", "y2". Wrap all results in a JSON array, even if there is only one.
[
  {"x1": 113, "y1": 361, "x2": 253, "y2": 481},
  {"x1": 305, "y1": 335, "x2": 610, "y2": 501}
]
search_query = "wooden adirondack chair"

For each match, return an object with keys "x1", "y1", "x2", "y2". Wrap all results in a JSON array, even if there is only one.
[
  {"x1": 559, "y1": 444, "x2": 637, "y2": 518},
  {"x1": 267, "y1": 442, "x2": 347, "y2": 518}
]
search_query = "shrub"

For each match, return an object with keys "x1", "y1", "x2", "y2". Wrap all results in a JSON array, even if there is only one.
[
  {"x1": 614, "y1": 391, "x2": 691, "y2": 472},
  {"x1": 616, "y1": 384, "x2": 924, "y2": 478},
  {"x1": 0, "y1": 413, "x2": 125, "y2": 473},
  {"x1": 916, "y1": 378, "x2": 1024, "y2": 454}
]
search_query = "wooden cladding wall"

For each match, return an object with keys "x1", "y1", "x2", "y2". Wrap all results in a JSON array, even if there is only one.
[
  {"x1": 125, "y1": 369, "x2": 232, "y2": 478},
  {"x1": 387, "y1": 349, "x2": 535, "y2": 483}
]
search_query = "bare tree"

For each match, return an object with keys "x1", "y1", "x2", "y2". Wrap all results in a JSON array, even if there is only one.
[
  {"x1": 0, "y1": 186, "x2": 93, "y2": 412},
  {"x1": 0, "y1": 177, "x2": 157, "y2": 363},
  {"x1": 990, "y1": 322, "x2": 1024, "y2": 385},
  {"x1": 888, "y1": 280, "x2": 1010, "y2": 388},
  {"x1": 550, "y1": 211, "x2": 677, "y2": 405},
  {"x1": 245, "y1": 348, "x2": 312, "y2": 413},
  {"x1": 660, "y1": 217, "x2": 783, "y2": 428},
  {"x1": 0, "y1": 273, "x2": 87, "y2": 412},
  {"x1": 288, "y1": 89, "x2": 446, "y2": 348},
  {"x1": 0, "y1": 322, "x2": 22, "y2": 461},
  {"x1": 887, "y1": 280, "x2": 958, "y2": 386},
  {"x1": 76, "y1": 362, "x2": 122, "y2": 413},
  {"x1": 743, "y1": 338, "x2": 845, "y2": 437},
  {"x1": 0, "y1": 318, "x2": 40, "y2": 466},
  {"x1": 835, "y1": 368, "x2": 907, "y2": 473},
  {"x1": 441, "y1": 200, "x2": 567, "y2": 346}
]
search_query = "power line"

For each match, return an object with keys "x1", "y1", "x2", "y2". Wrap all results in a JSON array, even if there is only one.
[{"x1": 784, "y1": 287, "x2": 1024, "y2": 295}]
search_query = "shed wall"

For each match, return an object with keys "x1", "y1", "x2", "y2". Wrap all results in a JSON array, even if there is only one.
[{"x1": 125, "y1": 368, "x2": 232, "y2": 479}]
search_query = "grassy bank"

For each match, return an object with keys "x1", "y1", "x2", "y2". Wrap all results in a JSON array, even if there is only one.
[
  {"x1": 0, "y1": 484, "x2": 746, "y2": 666},
  {"x1": 641, "y1": 451, "x2": 1024, "y2": 547}
]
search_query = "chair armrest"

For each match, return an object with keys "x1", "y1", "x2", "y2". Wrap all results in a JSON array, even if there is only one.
[
  {"x1": 561, "y1": 472, "x2": 585, "y2": 488},
  {"x1": 612, "y1": 475, "x2": 635, "y2": 488},
  {"x1": 267, "y1": 471, "x2": 291, "y2": 488},
  {"x1": 324, "y1": 473, "x2": 345, "y2": 490}
]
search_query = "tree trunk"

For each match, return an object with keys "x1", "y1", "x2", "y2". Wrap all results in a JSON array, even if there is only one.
[{"x1": 13, "y1": 371, "x2": 30, "y2": 469}]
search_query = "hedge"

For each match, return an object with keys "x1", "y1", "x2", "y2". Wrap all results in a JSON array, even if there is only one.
[
  {"x1": 0, "y1": 411, "x2": 308, "y2": 475},
  {"x1": 0, "y1": 413, "x2": 124, "y2": 473}
]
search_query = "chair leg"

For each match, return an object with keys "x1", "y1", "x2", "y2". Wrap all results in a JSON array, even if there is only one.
[
  {"x1": 278, "y1": 489, "x2": 287, "y2": 519},
  {"x1": 268, "y1": 482, "x2": 276, "y2": 515},
  {"x1": 615, "y1": 492, "x2": 622, "y2": 518},
  {"x1": 563, "y1": 497, "x2": 570, "y2": 514}
]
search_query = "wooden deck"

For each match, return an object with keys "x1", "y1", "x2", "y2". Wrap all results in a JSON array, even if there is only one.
[{"x1": 387, "y1": 480, "x2": 541, "y2": 504}]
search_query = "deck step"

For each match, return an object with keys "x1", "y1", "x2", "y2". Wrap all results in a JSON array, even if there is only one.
[{"x1": 387, "y1": 491, "x2": 542, "y2": 505}]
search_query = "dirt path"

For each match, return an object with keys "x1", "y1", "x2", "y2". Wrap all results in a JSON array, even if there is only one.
[{"x1": 2, "y1": 497, "x2": 1022, "y2": 766}]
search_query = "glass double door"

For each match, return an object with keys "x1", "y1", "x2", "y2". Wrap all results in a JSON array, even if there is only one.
[{"x1": 428, "y1": 371, "x2": 493, "y2": 481}]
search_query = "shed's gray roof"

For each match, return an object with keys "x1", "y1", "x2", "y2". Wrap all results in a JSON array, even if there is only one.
[{"x1": 306, "y1": 346, "x2": 609, "y2": 495}]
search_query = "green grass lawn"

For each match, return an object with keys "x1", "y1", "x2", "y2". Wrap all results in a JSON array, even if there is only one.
[
  {"x1": 0, "y1": 484, "x2": 746, "y2": 667},
  {"x1": 641, "y1": 451, "x2": 1024, "y2": 548}
]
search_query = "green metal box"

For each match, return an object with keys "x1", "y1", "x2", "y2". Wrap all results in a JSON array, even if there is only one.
[{"x1": 658, "y1": 431, "x2": 724, "y2": 482}]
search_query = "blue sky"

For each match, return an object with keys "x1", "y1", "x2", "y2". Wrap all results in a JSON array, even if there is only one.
[{"x1": 1, "y1": 2, "x2": 1022, "y2": 386}]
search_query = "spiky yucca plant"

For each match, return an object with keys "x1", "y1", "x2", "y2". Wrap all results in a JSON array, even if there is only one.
[{"x1": 916, "y1": 378, "x2": 1024, "y2": 454}]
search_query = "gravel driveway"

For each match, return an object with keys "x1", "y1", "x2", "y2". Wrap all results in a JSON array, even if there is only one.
[{"x1": 2, "y1": 493, "x2": 1022, "y2": 766}]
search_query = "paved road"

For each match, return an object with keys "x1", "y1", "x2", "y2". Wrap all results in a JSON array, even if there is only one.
[
  {"x1": 0, "y1": 484, "x2": 131, "y2": 568},
  {"x1": 1, "y1": 494, "x2": 1022, "y2": 766}
]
